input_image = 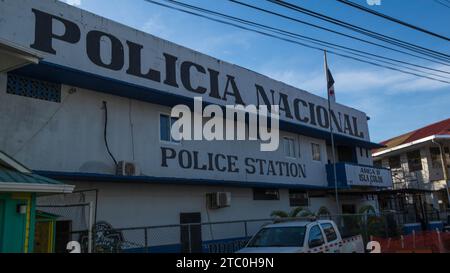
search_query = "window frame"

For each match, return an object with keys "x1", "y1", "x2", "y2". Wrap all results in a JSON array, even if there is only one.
[
  {"x1": 388, "y1": 155, "x2": 401, "y2": 169},
  {"x1": 159, "y1": 113, "x2": 181, "y2": 144},
  {"x1": 252, "y1": 188, "x2": 280, "y2": 201},
  {"x1": 407, "y1": 150, "x2": 423, "y2": 172},
  {"x1": 308, "y1": 224, "x2": 325, "y2": 248},
  {"x1": 283, "y1": 137, "x2": 296, "y2": 159},
  {"x1": 311, "y1": 143, "x2": 322, "y2": 162},
  {"x1": 288, "y1": 190, "x2": 309, "y2": 207},
  {"x1": 429, "y1": 147, "x2": 442, "y2": 169},
  {"x1": 320, "y1": 223, "x2": 338, "y2": 243}
]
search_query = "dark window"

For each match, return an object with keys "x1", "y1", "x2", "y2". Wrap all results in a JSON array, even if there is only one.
[
  {"x1": 54, "y1": 220, "x2": 72, "y2": 253},
  {"x1": 337, "y1": 145, "x2": 356, "y2": 163},
  {"x1": 180, "y1": 213, "x2": 202, "y2": 253},
  {"x1": 430, "y1": 147, "x2": 441, "y2": 168},
  {"x1": 388, "y1": 156, "x2": 401, "y2": 169},
  {"x1": 445, "y1": 147, "x2": 450, "y2": 168},
  {"x1": 253, "y1": 188, "x2": 280, "y2": 200},
  {"x1": 373, "y1": 160, "x2": 382, "y2": 168},
  {"x1": 407, "y1": 150, "x2": 422, "y2": 172},
  {"x1": 308, "y1": 225, "x2": 325, "y2": 248},
  {"x1": 7, "y1": 74, "x2": 61, "y2": 102},
  {"x1": 160, "y1": 114, "x2": 179, "y2": 143},
  {"x1": 289, "y1": 190, "x2": 309, "y2": 207},
  {"x1": 342, "y1": 204, "x2": 356, "y2": 214},
  {"x1": 320, "y1": 223, "x2": 338, "y2": 242}
]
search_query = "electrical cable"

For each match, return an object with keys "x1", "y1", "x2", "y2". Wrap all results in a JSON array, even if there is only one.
[
  {"x1": 102, "y1": 101, "x2": 118, "y2": 167},
  {"x1": 336, "y1": 0, "x2": 450, "y2": 42},
  {"x1": 144, "y1": 0, "x2": 450, "y2": 84}
]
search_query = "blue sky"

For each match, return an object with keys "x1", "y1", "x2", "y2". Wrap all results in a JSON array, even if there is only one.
[{"x1": 61, "y1": 0, "x2": 450, "y2": 142}]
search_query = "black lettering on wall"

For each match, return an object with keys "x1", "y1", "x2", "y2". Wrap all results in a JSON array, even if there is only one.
[
  {"x1": 161, "y1": 147, "x2": 176, "y2": 167},
  {"x1": 126, "y1": 41, "x2": 161, "y2": 82},
  {"x1": 181, "y1": 61, "x2": 207, "y2": 94},
  {"x1": 30, "y1": 9, "x2": 81, "y2": 54},
  {"x1": 86, "y1": 30, "x2": 124, "y2": 70},
  {"x1": 293, "y1": 98, "x2": 309, "y2": 123},
  {"x1": 223, "y1": 75, "x2": 244, "y2": 105},
  {"x1": 163, "y1": 53, "x2": 178, "y2": 87}
]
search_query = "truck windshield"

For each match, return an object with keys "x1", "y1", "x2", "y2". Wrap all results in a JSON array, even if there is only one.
[{"x1": 247, "y1": 227, "x2": 306, "y2": 247}]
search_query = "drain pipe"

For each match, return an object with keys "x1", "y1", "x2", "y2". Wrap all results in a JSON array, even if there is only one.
[{"x1": 432, "y1": 139, "x2": 450, "y2": 209}]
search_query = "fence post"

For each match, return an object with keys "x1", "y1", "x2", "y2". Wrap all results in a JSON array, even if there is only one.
[
  {"x1": 436, "y1": 228, "x2": 444, "y2": 253},
  {"x1": 88, "y1": 201, "x2": 94, "y2": 253},
  {"x1": 144, "y1": 228, "x2": 148, "y2": 253},
  {"x1": 244, "y1": 221, "x2": 248, "y2": 238},
  {"x1": 188, "y1": 224, "x2": 192, "y2": 253}
]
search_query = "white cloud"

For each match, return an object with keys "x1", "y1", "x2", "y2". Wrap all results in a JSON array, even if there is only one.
[
  {"x1": 142, "y1": 14, "x2": 173, "y2": 39},
  {"x1": 140, "y1": 14, "x2": 252, "y2": 57},
  {"x1": 261, "y1": 65, "x2": 449, "y2": 96},
  {"x1": 61, "y1": 0, "x2": 82, "y2": 6}
]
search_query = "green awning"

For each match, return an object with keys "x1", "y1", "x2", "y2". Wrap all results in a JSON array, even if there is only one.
[{"x1": 0, "y1": 169, "x2": 74, "y2": 193}]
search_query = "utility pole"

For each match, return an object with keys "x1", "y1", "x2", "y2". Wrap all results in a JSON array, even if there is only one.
[{"x1": 324, "y1": 50, "x2": 341, "y2": 216}]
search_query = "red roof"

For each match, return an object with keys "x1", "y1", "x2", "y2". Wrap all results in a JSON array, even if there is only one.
[{"x1": 374, "y1": 117, "x2": 450, "y2": 154}]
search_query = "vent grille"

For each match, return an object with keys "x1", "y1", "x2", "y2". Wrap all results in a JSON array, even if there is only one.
[{"x1": 6, "y1": 74, "x2": 61, "y2": 103}]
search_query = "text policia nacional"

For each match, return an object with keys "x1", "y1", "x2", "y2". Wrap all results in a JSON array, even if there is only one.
[{"x1": 29, "y1": 8, "x2": 365, "y2": 140}]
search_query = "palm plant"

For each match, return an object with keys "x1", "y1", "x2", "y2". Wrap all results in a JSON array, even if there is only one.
[
  {"x1": 270, "y1": 207, "x2": 314, "y2": 218},
  {"x1": 317, "y1": 206, "x2": 331, "y2": 216}
]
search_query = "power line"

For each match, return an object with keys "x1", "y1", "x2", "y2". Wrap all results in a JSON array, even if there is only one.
[
  {"x1": 336, "y1": 0, "x2": 450, "y2": 42},
  {"x1": 230, "y1": 0, "x2": 450, "y2": 67},
  {"x1": 160, "y1": 0, "x2": 450, "y2": 78},
  {"x1": 434, "y1": 0, "x2": 450, "y2": 8},
  {"x1": 267, "y1": 0, "x2": 450, "y2": 62},
  {"x1": 143, "y1": 0, "x2": 450, "y2": 84}
]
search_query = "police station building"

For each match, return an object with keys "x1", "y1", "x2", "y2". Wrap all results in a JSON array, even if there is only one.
[{"x1": 0, "y1": 0, "x2": 392, "y2": 252}]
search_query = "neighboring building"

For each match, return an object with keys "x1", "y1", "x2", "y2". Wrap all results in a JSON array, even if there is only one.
[
  {"x1": 0, "y1": 0, "x2": 390, "y2": 252},
  {"x1": 373, "y1": 118, "x2": 450, "y2": 222},
  {"x1": 0, "y1": 151, "x2": 74, "y2": 253}
]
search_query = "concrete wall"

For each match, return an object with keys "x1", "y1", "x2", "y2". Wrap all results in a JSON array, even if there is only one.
[
  {"x1": 0, "y1": 73, "x2": 361, "y2": 188},
  {"x1": 60, "y1": 181, "x2": 377, "y2": 245}
]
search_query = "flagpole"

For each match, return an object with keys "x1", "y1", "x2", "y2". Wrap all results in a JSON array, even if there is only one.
[{"x1": 324, "y1": 50, "x2": 341, "y2": 216}]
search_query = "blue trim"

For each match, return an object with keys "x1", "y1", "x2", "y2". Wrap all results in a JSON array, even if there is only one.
[
  {"x1": 121, "y1": 236, "x2": 251, "y2": 253},
  {"x1": 13, "y1": 62, "x2": 384, "y2": 149},
  {"x1": 34, "y1": 170, "x2": 333, "y2": 190}
]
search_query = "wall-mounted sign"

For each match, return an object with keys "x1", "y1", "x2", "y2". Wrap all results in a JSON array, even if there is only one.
[
  {"x1": 0, "y1": 0, "x2": 370, "y2": 142},
  {"x1": 345, "y1": 164, "x2": 392, "y2": 188}
]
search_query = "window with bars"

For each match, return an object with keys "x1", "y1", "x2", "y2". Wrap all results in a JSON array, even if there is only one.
[{"x1": 6, "y1": 74, "x2": 61, "y2": 102}]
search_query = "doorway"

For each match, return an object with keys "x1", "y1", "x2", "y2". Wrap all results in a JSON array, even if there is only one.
[{"x1": 180, "y1": 212, "x2": 202, "y2": 253}]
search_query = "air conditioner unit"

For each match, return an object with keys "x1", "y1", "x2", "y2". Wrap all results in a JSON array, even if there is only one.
[
  {"x1": 116, "y1": 161, "x2": 140, "y2": 176},
  {"x1": 206, "y1": 192, "x2": 231, "y2": 209}
]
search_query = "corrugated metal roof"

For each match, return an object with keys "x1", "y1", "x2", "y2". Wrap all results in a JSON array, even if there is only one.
[
  {"x1": 374, "y1": 118, "x2": 450, "y2": 154},
  {"x1": 0, "y1": 168, "x2": 63, "y2": 185}
]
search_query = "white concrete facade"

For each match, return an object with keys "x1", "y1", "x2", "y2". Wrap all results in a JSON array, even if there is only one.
[{"x1": 0, "y1": 0, "x2": 384, "y2": 251}]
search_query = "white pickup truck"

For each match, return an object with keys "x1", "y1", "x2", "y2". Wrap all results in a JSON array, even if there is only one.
[{"x1": 237, "y1": 219, "x2": 365, "y2": 253}]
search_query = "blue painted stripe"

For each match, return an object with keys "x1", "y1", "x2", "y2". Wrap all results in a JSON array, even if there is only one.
[
  {"x1": 34, "y1": 170, "x2": 336, "y2": 190},
  {"x1": 13, "y1": 62, "x2": 384, "y2": 149},
  {"x1": 121, "y1": 236, "x2": 251, "y2": 253}
]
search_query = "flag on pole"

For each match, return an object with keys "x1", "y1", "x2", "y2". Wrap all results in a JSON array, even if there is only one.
[
  {"x1": 324, "y1": 52, "x2": 336, "y2": 102},
  {"x1": 326, "y1": 67, "x2": 335, "y2": 102}
]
